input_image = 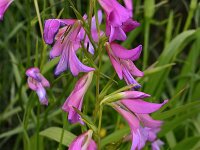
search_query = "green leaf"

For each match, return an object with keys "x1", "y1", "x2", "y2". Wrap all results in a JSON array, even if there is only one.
[
  {"x1": 144, "y1": 30, "x2": 196, "y2": 99},
  {"x1": 172, "y1": 137, "x2": 200, "y2": 150},
  {"x1": 153, "y1": 101, "x2": 200, "y2": 120},
  {"x1": 101, "y1": 127, "x2": 130, "y2": 148},
  {"x1": 39, "y1": 127, "x2": 76, "y2": 147}
]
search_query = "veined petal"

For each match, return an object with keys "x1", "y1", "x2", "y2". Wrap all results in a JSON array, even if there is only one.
[
  {"x1": 110, "y1": 43, "x2": 142, "y2": 61},
  {"x1": 121, "y1": 99, "x2": 168, "y2": 114},
  {"x1": 0, "y1": 0, "x2": 13, "y2": 20}
]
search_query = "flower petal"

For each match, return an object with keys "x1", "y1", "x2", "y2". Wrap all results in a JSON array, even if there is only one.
[
  {"x1": 110, "y1": 43, "x2": 142, "y2": 61},
  {"x1": 120, "y1": 91, "x2": 150, "y2": 99},
  {"x1": 137, "y1": 114, "x2": 163, "y2": 128},
  {"x1": 122, "y1": 19, "x2": 140, "y2": 33},
  {"x1": 54, "y1": 44, "x2": 69, "y2": 75},
  {"x1": 0, "y1": 0, "x2": 13, "y2": 20},
  {"x1": 69, "y1": 49, "x2": 95, "y2": 76},
  {"x1": 43, "y1": 19, "x2": 75, "y2": 45},
  {"x1": 123, "y1": 60, "x2": 144, "y2": 77},
  {"x1": 122, "y1": 66, "x2": 141, "y2": 88},
  {"x1": 121, "y1": 99, "x2": 168, "y2": 114},
  {"x1": 106, "y1": 43, "x2": 123, "y2": 79},
  {"x1": 36, "y1": 84, "x2": 48, "y2": 105},
  {"x1": 109, "y1": 26, "x2": 126, "y2": 42}
]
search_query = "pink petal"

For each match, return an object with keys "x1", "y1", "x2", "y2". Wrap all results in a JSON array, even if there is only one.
[
  {"x1": 36, "y1": 84, "x2": 48, "y2": 105},
  {"x1": 49, "y1": 39, "x2": 64, "y2": 59},
  {"x1": 109, "y1": 26, "x2": 126, "y2": 42},
  {"x1": 110, "y1": 43, "x2": 142, "y2": 61},
  {"x1": 113, "y1": 104, "x2": 140, "y2": 129},
  {"x1": 123, "y1": 0, "x2": 133, "y2": 11},
  {"x1": 0, "y1": 0, "x2": 13, "y2": 20},
  {"x1": 122, "y1": 66, "x2": 141, "y2": 88},
  {"x1": 137, "y1": 114, "x2": 163, "y2": 128},
  {"x1": 122, "y1": 60, "x2": 144, "y2": 77},
  {"x1": 69, "y1": 49, "x2": 94, "y2": 76},
  {"x1": 106, "y1": 44, "x2": 123, "y2": 79},
  {"x1": 131, "y1": 127, "x2": 148, "y2": 150},
  {"x1": 121, "y1": 91, "x2": 150, "y2": 99},
  {"x1": 27, "y1": 77, "x2": 38, "y2": 91},
  {"x1": 54, "y1": 44, "x2": 69, "y2": 75},
  {"x1": 121, "y1": 99, "x2": 168, "y2": 114},
  {"x1": 122, "y1": 19, "x2": 140, "y2": 33}
]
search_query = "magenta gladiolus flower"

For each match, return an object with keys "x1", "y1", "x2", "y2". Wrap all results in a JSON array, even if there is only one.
[
  {"x1": 62, "y1": 71, "x2": 93, "y2": 124},
  {"x1": 98, "y1": 0, "x2": 140, "y2": 42},
  {"x1": 26, "y1": 67, "x2": 50, "y2": 105},
  {"x1": 43, "y1": 20, "x2": 95, "y2": 76},
  {"x1": 112, "y1": 93, "x2": 168, "y2": 150},
  {"x1": 0, "y1": 0, "x2": 13, "y2": 20},
  {"x1": 69, "y1": 130, "x2": 97, "y2": 150},
  {"x1": 43, "y1": 11, "x2": 103, "y2": 76},
  {"x1": 106, "y1": 42, "x2": 143, "y2": 88}
]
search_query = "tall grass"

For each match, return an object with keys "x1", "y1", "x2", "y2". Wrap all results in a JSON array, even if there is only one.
[{"x1": 0, "y1": 0, "x2": 200, "y2": 149}]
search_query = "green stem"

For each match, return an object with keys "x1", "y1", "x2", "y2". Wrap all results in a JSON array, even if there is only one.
[
  {"x1": 143, "y1": 19, "x2": 150, "y2": 70},
  {"x1": 97, "y1": 106, "x2": 103, "y2": 149}
]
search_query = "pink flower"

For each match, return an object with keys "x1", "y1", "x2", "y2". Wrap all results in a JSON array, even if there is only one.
[
  {"x1": 43, "y1": 11, "x2": 103, "y2": 76},
  {"x1": 62, "y1": 71, "x2": 93, "y2": 124},
  {"x1": 106, "y1": 42, "x2": 143, "y2": 88},
  {"x1": 43, "y1": 20, "x2": 95, "y2": 76},
  {"x1": 98, "y1": 0, "x2": 139, "y2": 42},
  {"x1": 112, "y1": 92, "x2": 168, "y2": 150},
  {"x1": 26, "y1": 67, "x2": 50, "y2": 105},
  {"x1": 69, "y1": 130, "x2": 97, "y2": 150},
  {"x1": 0, "y1": 0, "x2": 13, "y2": 20}
]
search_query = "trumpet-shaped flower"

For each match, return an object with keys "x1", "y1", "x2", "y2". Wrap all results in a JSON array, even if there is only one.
[
  {"x1": 0, "y1": 0, "x2": 13, "y2": 20},
  {"x1": 106, "y1": 42, "x2": 143, "y2": 88},
  {"x1": 26, "y1": 67, "x2": 50, "y2": 105},
  {"x1": 44, "y1": 20, "x2": 95, "y2": 76},
  {"x1": 69, "y1": 130, "x2": 97, "y2": 150},
  {"x1": 62, "y1": 71, "x2": 93, "y2": 124},
  {"x1": 98, "y1": 0, "x2": 140, "y2": 42},
  {"x1": 112, "y1": 92, "x2": 168, "y2": 150}
]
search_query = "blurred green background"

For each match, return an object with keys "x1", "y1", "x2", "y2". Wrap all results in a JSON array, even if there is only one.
[{"x1": 0, "y1": 0, "x2": 200, "y2": 149}]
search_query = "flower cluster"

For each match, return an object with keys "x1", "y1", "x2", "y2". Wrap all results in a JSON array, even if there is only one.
[{"x1": 23, "y1": 0, "x2": 168, "y2": 149}]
